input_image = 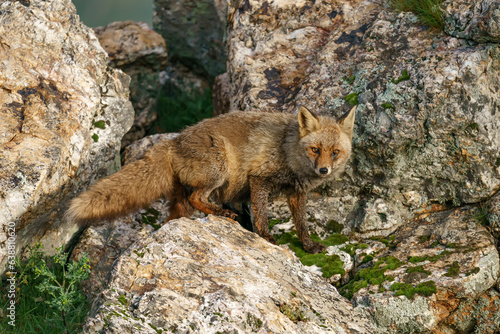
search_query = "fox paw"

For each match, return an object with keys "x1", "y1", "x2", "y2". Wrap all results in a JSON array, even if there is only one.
[
  {"x1": 304, "y1": 242, "x2": 326, "y2": 254},
  {"x1": 264, "y1": 234, "x2": 277, "y2": 245},
  {"x1": 222, "y1": 210, "x2": 238, "y2": 220}
]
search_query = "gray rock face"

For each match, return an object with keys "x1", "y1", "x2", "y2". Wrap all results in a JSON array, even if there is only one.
[
  {"x1": 153, "y1": 0, "x2": 226, "y2": 78},
  {"x1": 225, "y1": 0, "x2": 500, "y2": 236},
  {"x1": 94, "y1": 21, "x2": 169, "y2": 148},
  {"x1": 350, "y1": 206, "x2": 499, "y2": 333},
  {"x1": 0, "y1": 0, "x2": 134, "y2": 268},
  {"x1": 443, "y1": 0, "x2": 500, "y2": 43},
  {"x1": 82, "y1": 215, "x2": 376, "y2": 333}
]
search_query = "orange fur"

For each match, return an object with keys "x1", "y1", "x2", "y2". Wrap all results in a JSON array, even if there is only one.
[{"x1": 67, "y1": 106, "x2": 356, "y2": 253}]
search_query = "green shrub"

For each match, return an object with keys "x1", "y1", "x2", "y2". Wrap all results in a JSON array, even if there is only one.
[{"x1": 0, "y1": 243, "x2": 91, "y2": 334}]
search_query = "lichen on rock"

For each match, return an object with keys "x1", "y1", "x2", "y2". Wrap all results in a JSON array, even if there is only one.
[{"x1": 0, "y1": 0, "x2": 134, "y2": 266}]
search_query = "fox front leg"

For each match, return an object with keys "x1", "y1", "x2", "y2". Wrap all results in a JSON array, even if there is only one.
[
  {"x1": 249, "y1": 176, "x2": 276, "y2": 244},
  {"x1": 288, "y1": 192, "x2": 326, "y2": 254}
]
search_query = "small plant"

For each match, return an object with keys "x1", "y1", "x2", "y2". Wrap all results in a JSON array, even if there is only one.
[
  {"x1": 382, "y1": 102, "x2": 395, "y2": 110},
  {"x1": 1, "y1": 243, "x2": 91, "y2": 334},
  {"x1": 343, "y1": 75, "x2": 356, "y2": 85},
  {"x1": 391, "y1": 69, "x2": 411, "y2": 84},
  {"x1": 473, "y1": 203, "x2": 489, "y2": 226},
  {"x1": 34, "y1": 246, "x2": 91, "y2": 333},
  {"x1": 279, "y1": 303, "x2": 309, "y2": 323},
  {"x1": 344, "y1": 92, "x2": 359, "y2": 106},
  {"x1": 388, "y1": 0, "x2": 444, "y2": 29}
]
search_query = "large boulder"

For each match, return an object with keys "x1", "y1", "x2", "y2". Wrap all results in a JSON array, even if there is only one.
[
  {"x1": 225, "y1": 0, "x2": 500, "y2": 237},
  {"x1": 82, "y1": 215, "x2": 376, "y2": 333},
  {"x1": 349, "y1": 206, "x2": 499, "y2": 333},
  {"x1": 93, "y1": 21, "x2": 169, "y2": 147},
  {"x1": 0, "y1": 0, "x2": 134, "y2": 268},
  {"x1": 443, "y1": 0, "x2": 500, "y2": 43}
]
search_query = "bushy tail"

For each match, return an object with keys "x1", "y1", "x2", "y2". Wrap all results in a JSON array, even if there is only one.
[{"x1": 66, "y1": 141, "x2": 174, "y2": 223}]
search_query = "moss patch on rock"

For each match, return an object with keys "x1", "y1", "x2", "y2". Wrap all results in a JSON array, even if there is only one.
[
  {"x1": 340, "y1": 256, "x2": 403, "y2": 299},
  {"x1": 390, "y1": 281, "x2": 437, "y2": 299},
  {"x1": 273, "y1": 231, "x2": 347, "y2": 278}
]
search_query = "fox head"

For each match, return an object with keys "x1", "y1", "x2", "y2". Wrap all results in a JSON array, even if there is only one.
[{"x1": 297, "y1": 105, "x2": 356, "y2": 178}]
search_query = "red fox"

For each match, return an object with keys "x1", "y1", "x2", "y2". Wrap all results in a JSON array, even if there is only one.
[{"x1": 67, "y1": 106, "x2": 356, "y2": 254}]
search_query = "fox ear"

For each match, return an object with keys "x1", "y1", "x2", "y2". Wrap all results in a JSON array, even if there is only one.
[
  {"x1": 298, "y1": 106, "x2": 320, "y2": 138},
  {"x1": 337, "y1": 106, "x2": 356, "y2": 140}
]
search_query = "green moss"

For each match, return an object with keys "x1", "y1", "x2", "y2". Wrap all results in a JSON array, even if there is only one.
[
  {"x1": 279, "y1": 303, "x2": 309, "y2": 323},
  {"x1": 340, "y1": 256, "x2": 402, "y2": 299},
  {"x1": 148, "y1": 323, "x2": 163, "y2": 333},
  {"x1": 445, "y1": 261, "x2": 460, "y2": 277},
  {"x1": 140, "y1": 207, "x2": 162, "y2": 230},
  {"x1": 466, "y1": 267, "x2": 480, "y2": 276},
  {"x1": 408, "y1": 253, "x2": 444, "y2": 263},
  {"x1": 133, "y1": 250, "x2": 145, "y2": 258},
  {"x1": 391, "y1": 69, "x2": 411, "y2": 84},
  {"x1": 382, "y1": 102, "x2": 395, "y2": 110},
  {"x1": 341, "y1": 243, "x2": 369, "y2": 257},
  {"x1": 275, "y1": 232, "x2": 346, "y2": 278},
  {"x1": 362, "y1": 254, "x2": 374, "y2": 263},
  {"x1": 246, "y1": 313, "x2": 263, "y2": 329},
  {"x1": 370, "y1": 235, "x2": 397, "y2": 248},
  {"x1": 390, "y1": 280, "x2": 437, "y2": 299},
  {"x1": 343, "y1": 75, "x2": 356, "y2": 85},
  {"x1": 419, "y1": 235, "x2": 431, "y2": 243},
  {"x1": 268, "y1": 219, "x2": 284, "y2": 230},
  {"x1": 93, "y1": 120, "x2": 106, "y2": 129},
  {"x1": 326, "y1": 219, "x2": 344, "y2": 233},
  {"x1": 118, "y1": 295, "x2": 128, "y2": 307},
  {"x1": 430, "y1": 241, "x2": 439, "y2": 248},
  {"x1": 315, "y1": 234, "x2": 349, "y2": 247},
  {"x1": 91, "y1": 133, "x2": 99, "y2": 142},
  {"x1": 407, "y1": 265, "x2": 431, "y2": 275},
  {"x1": 344, "y1": 92, "x2": 359, "y2": 106}
]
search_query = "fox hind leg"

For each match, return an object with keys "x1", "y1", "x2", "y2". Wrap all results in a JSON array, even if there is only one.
[
  {"x1": 189, "y1": 187, "x2": 237, "y2": 219},
  {"x1": 165, "y1": 182, "x2": 195, "y2": 222}
]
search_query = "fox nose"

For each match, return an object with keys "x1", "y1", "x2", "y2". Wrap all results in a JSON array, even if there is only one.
[{"x1": 319, "y1": 167, "x2": 329, "y2": 175}]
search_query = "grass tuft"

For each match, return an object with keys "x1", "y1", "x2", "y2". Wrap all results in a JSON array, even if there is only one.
[{"x1": 388, "y1": 0, "x2": 444, "y2": 29}]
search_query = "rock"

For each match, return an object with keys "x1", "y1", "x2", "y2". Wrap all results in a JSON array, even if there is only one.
[
  {"x1": 0, "y1": 0, "x2": 134, "y2": 268},
  {"x1": 225, "y1": 0, "x2": 500, "y2": 236},
  {"x1": 93, "y1": 21, "x2": 169, "y2": 147},
  {"x1": 121, "y1": 133, "x2": 178, "y2": 164},
  {"x1": 212, "y1": 72, "x2": 231, "y2": 115},
  {"x1": 347, "y1": 206, "x2": 499, "y2": 333},
  {"x1": 436, "y1": 289, "x2": 500, "y2": 333},
  {"x1": 71, "y1": 203, "x2": 164, "y2": 299},
  {"x1": 487, "y1": 191, "x2": 500, "y2": 238},
  {"x1": 153, "y1": 0, "x2": 226, "y2": 79},
  {"x1": 82, "y1": 215, "x2": 376, "y2": 333},
  {"x1": 443, "y1": 0, "x2": 500, "y2": 43},
  {"x1": 159, "y1": 62, "x2": 211, "y2": 95}
]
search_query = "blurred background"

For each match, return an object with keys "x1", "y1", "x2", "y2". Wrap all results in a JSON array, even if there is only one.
[{"x1": 72, "y1": 0, "x2": 153, "y2": 27}]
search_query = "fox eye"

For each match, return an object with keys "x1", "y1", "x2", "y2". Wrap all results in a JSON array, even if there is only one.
[
  {"x1": 332, "y1": 149, "x2": 340, "y2": 157},
  {"x1": 311, "y1": 147, "x2": 320, "y2": 154}
]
